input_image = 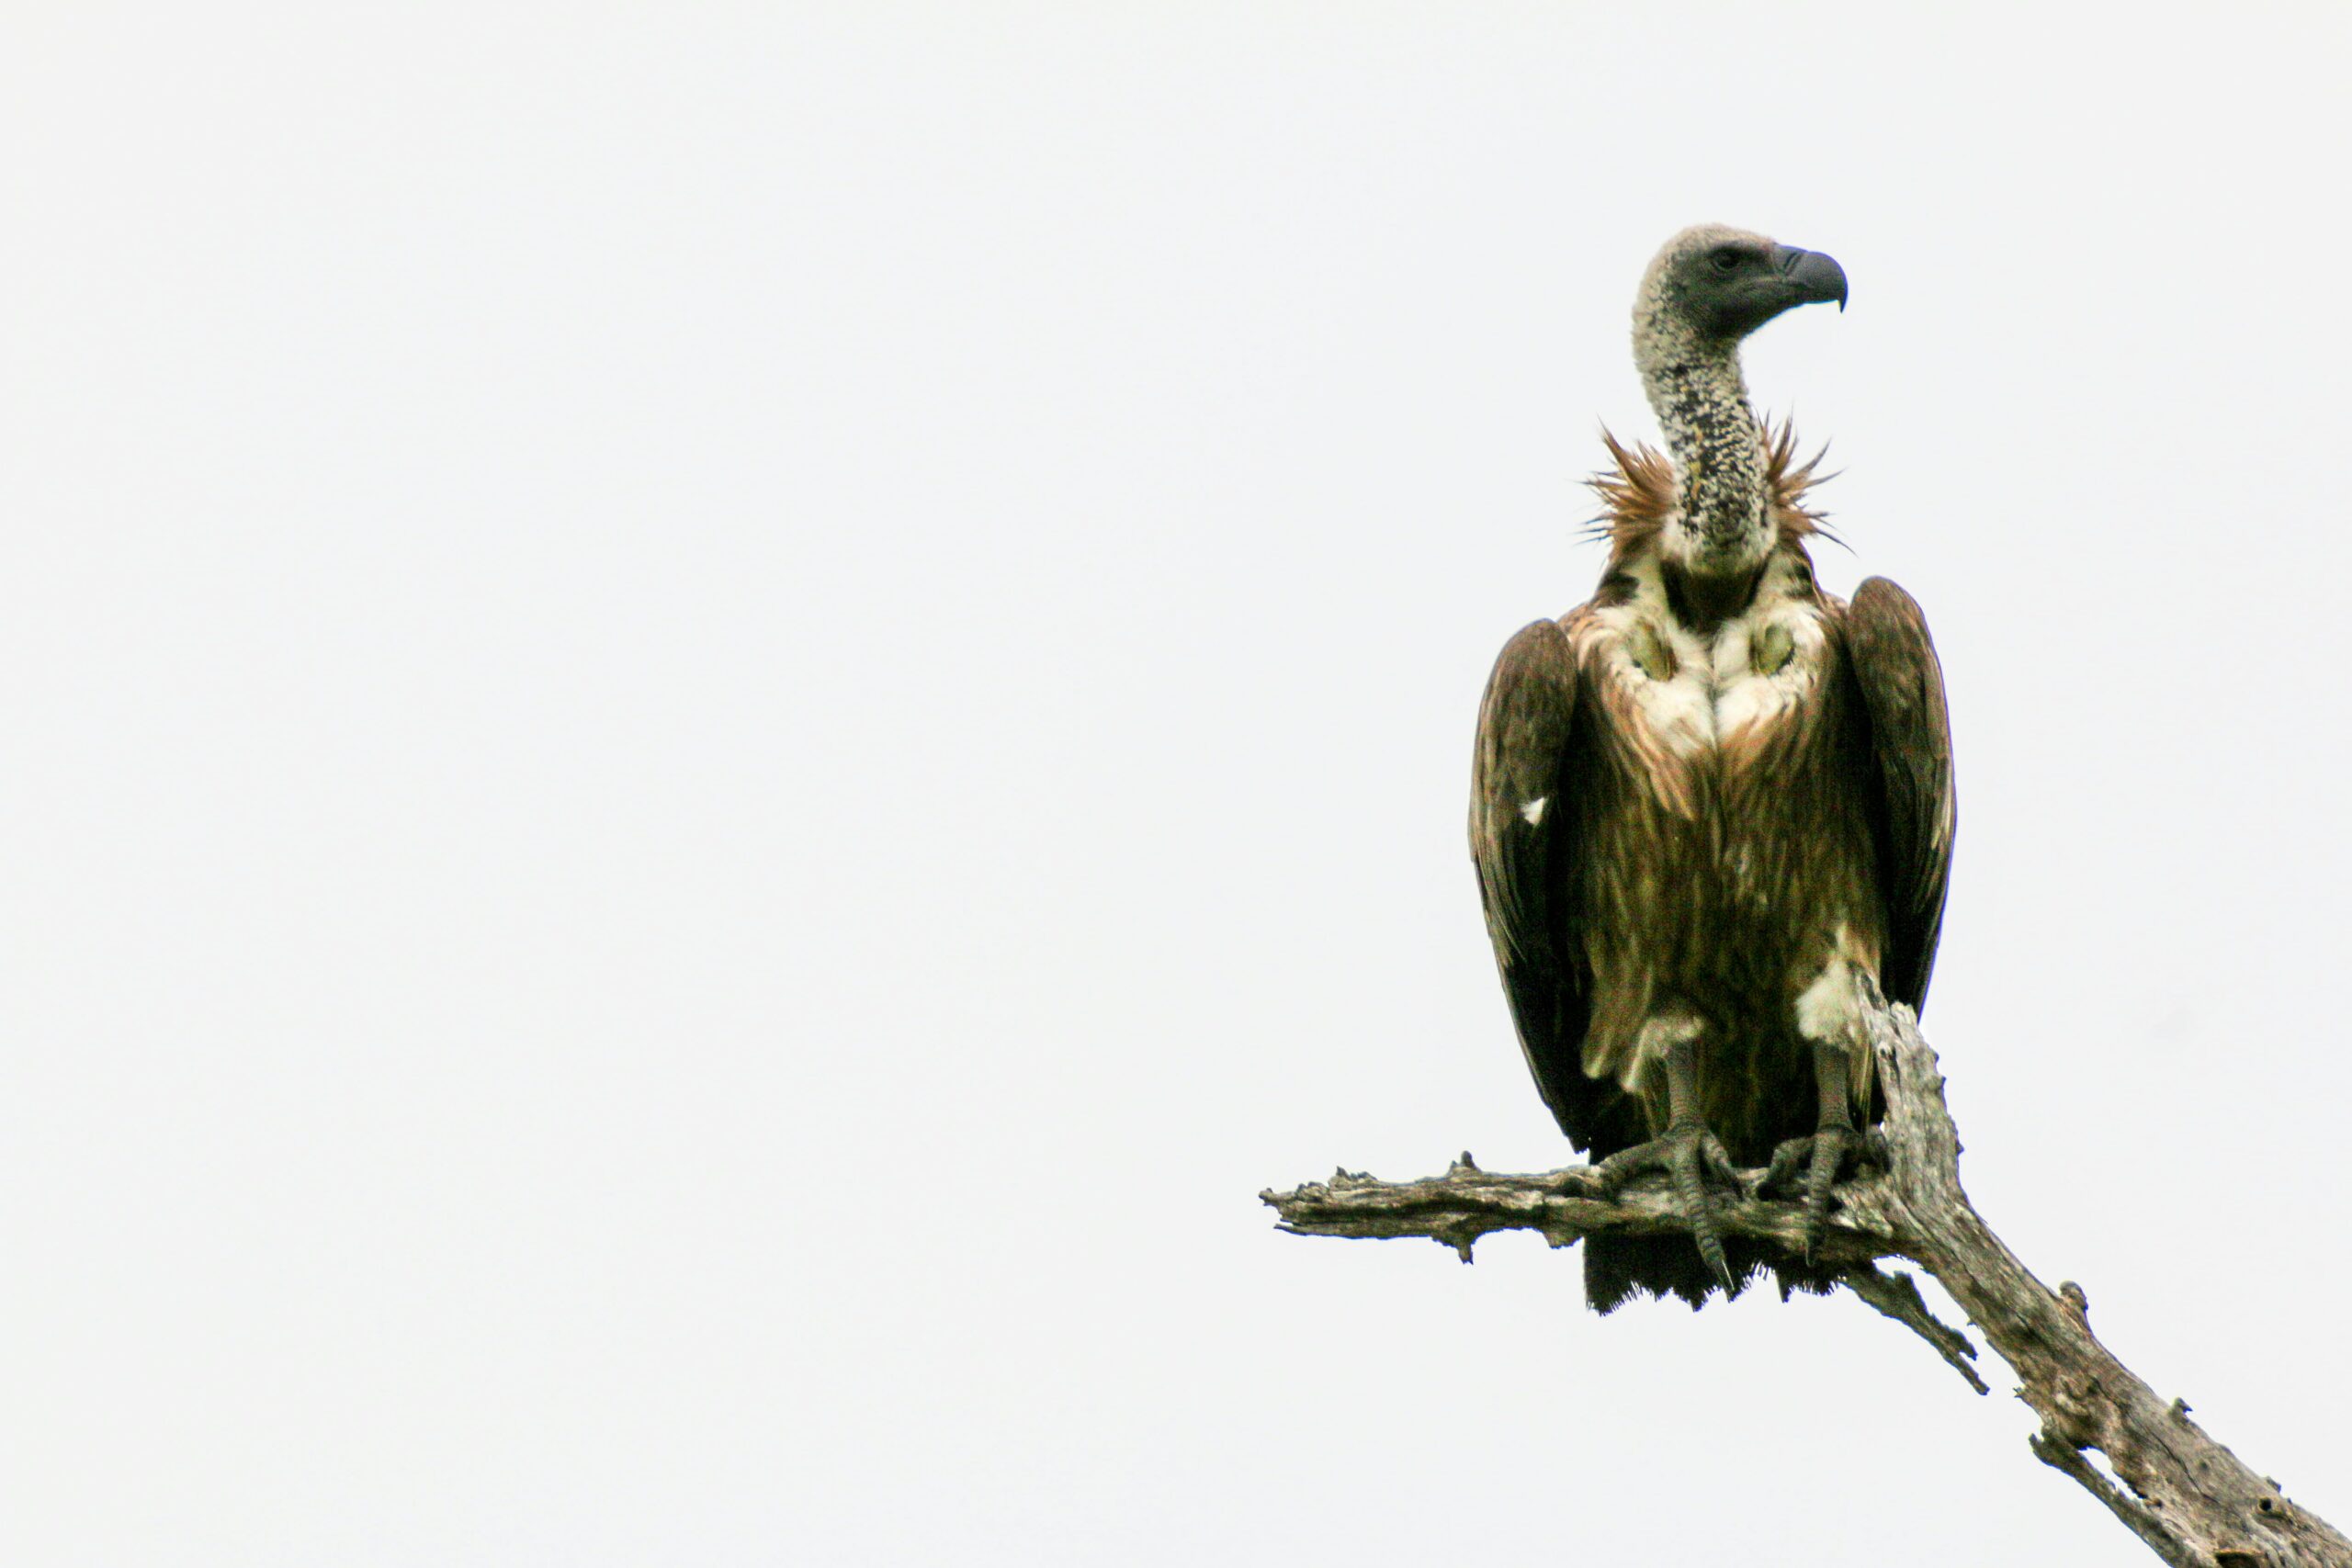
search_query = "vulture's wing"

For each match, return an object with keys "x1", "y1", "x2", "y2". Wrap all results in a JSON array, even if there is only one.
[
  {"x1": 1470, "y1": 618, "x2": 1604, "y2": 1149},
  {"x1": 1842, "y1": 577, "x2": 1957, "y2": 1012}
]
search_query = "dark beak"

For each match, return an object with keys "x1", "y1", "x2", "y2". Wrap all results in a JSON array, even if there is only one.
[{"x1": 1770, "y1": 245, "x2": 1849, "y2": 312}]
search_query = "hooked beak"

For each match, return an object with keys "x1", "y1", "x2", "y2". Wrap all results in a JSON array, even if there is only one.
[{"x1": 1769, "y1": 244, "x2": 1849, "y2": 312}]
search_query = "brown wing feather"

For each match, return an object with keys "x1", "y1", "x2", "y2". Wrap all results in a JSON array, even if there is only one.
[
  {"x1": 1471, "y1": 618, "x2": 1609, "y2": 1149},
  {"x1": 1841, "y1": 577, "x2": 1957, "y2": 1011}
]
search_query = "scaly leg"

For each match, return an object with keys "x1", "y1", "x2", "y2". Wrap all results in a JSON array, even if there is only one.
[
  {"x1": 1755, "y1": 1043, "x2": 1887, "y2": 1258},
  {"x1": 1588, "y1": 1030, "x2": 1743, "y2": 1292}
]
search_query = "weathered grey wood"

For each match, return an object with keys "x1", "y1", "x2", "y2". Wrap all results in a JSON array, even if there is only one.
[{"x1": 1261, "y1": 1005, "x2": 2349, "y2": 1568}]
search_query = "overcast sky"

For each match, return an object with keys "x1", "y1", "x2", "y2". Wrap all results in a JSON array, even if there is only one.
[{"x1": 6, "y1": 5, "x2": 2349, "y2": 1565}]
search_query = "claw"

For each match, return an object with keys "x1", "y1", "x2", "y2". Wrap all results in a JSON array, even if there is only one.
[
  {"x1": 1675, "y1": 1133, "x2": 1736, "y2": 1292},
  {"x1": 1756, "y1": 1123, "x2": 1886, "y2": 1260},
  {"x1": 1593, "y1": 1120, "x2": 1741, "y2": 1293},
  {"x1": 1801, "y1": 1126, "x2": 1846, "y2": 1260},
  {"x1": 1700, "y1": 1131, "x2": 1741, "y2": 1187}
]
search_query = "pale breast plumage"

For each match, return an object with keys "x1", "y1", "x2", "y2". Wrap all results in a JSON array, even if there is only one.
[{"x1": 1573, "y1": 555, "x2": 1834, "y2": 789}]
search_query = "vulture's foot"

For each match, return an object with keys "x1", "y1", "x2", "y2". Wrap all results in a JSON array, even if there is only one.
[
  {"x1": 1754, "y1": 1124, "x2": 1888, "y2": 1259},
  {"x1": 1590, "y1": 1121, "x2": 1743, "y2": 1292}
]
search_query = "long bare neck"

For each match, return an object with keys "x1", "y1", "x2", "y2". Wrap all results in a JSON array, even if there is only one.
[{"x1": 1637, "y1": 334, "x2": 1770, "y2": 576}]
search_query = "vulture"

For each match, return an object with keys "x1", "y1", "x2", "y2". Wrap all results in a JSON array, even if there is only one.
[{"x1": 1470, "y1": 226, "x2": 1956, "y2": 1311}]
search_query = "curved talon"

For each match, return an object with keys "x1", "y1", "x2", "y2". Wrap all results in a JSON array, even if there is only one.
[
  {"x1": 1754, "y1": 1123, "x2": 1887, "y2": 1260},
  {"x1": 1675, "y1": 1134, "x2": 1736, "y2": 1292},
  {"x1": 1700, "y1": 1131, "x2": 1741, "y2": 1188},
  {"x1": 1591, "y1": 1121, "x2": 1742, "y2": 1292}
]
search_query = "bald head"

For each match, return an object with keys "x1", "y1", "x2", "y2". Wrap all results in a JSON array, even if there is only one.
[{"x1": 1634, "y1": 224, "x2": 1847, "y2": 358}]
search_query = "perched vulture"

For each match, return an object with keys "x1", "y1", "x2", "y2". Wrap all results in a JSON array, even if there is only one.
[{"x1": 1470, "y1": 226, "x2": 1956, "y2": 1311}]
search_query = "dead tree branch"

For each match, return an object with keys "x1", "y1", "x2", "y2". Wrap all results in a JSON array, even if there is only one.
[{"x1": 1261, "y1": 1005, "x2": 2348, "y2": 1568}]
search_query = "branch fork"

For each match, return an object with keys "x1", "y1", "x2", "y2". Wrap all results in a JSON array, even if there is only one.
[{"x1": 1261, "y1": 1006, "x2": 2348, "y2": 1568}]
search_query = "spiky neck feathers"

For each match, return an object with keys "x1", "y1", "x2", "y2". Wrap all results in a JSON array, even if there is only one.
[{"x1": 1587, "y1": 417, "x2": 1830, "y2": 594}]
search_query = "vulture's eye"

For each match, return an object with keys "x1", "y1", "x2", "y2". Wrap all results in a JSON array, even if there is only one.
[{"x1": 1710, "y1": 249, "x2": 1743, "y2": 274}]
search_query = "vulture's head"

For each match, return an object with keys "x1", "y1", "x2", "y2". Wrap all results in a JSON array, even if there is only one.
[{"x1": 1634, "y1": 224, "x2": 1847, "y2": 361}]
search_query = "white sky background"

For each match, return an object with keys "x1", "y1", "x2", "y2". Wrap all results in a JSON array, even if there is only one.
[{"x1": 4, "y1": 4, "x2": 2349, "y2": 1563}]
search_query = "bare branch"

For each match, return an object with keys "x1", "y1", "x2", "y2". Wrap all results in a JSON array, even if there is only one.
[
  {"x1": 1840, "y1": 1262, "x2": 1987, "y2": 1394},
  {"x1": 1261, "y1": 1007, "x2": 2352, "y2": 1568},
  {"x1": 1262, "y1": 1150, "x2": 1882, "y2": 1266}
]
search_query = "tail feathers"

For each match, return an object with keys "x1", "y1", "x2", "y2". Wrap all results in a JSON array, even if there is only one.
[{"x1": 1583, "y1": 1234, "x2": 1843, "y2": 1313}]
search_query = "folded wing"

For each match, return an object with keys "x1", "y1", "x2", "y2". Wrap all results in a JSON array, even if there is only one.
[
  {"x1": 1470, "y1": 618, "x2": 1610, "y2": 1150},
  {"x1": 1841, "y1": 577, "x2": 1958, "y2": 1011}
]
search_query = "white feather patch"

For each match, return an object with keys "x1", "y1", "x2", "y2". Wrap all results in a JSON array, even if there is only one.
[
  {"x1": 1583, "y1": 550, "x2": 1829, "y2": 761},
  {"x1": 1520, "y1": 796, "x2": 1548, "y2": 826},
  {"x1": 1794, "y1": 926, "x2": 1875, "y2": 1063}
]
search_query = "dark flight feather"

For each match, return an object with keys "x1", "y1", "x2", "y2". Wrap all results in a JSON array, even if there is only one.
[
  {"x1": 1840, "y1": 577, "x2": 1957, "y2": 1011},
  {"x1": 1469, "y1": 618, "x2": 1605, "y2": 1146}
]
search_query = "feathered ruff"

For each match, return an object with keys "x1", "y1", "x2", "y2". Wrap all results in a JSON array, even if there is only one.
[{"x1": 1582, "y1": 416, "x2": 1838, "y2": 555}]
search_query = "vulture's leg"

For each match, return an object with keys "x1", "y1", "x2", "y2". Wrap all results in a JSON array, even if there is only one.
[
  {"x1": 1588, "y1": 1024, "x2": 1741, "y2": 1292},
  {"x1": 1756, "y1": 1043, "x2": 1886, "y2": 1259}
]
